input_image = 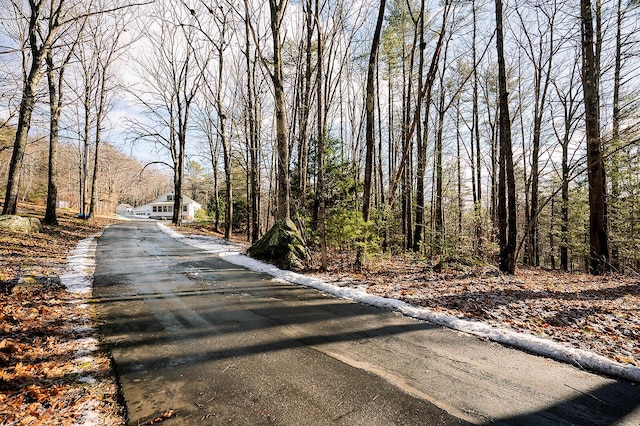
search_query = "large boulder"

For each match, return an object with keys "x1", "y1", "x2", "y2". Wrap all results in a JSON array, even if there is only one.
[
  {"x1": 248, "y1": 218, "x2": 310, "y2": 271},
  {"x1": 0, "y1": 215, "x2": 42, "y2": 234}
]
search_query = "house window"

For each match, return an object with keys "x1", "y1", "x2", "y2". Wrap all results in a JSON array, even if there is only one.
[
  {"x1": 167, "y1": 195, "x2": 174, "y2": 202},
  {"x1": 152, "y1": 206, "x2": 157, "y2": 213},
  {"x1": 183, "y1": 205, "x2": 188, "y2": 212}
]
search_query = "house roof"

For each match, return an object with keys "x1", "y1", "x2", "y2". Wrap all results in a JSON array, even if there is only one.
[
  {"x1": 149, "y1": 192, "x2": 201, "y2": 208},
  {"x1": 145, "y1": 191, "x2": 202, "y2": 210}
]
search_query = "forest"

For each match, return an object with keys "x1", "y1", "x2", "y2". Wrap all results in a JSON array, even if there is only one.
[{"x1": 1, "y1": 0, "x2": 639, "y2": 275}]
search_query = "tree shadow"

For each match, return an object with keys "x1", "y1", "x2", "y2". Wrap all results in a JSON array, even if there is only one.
[{"x1": 492, "y1": 381, "x2": 640, "y2": 425}]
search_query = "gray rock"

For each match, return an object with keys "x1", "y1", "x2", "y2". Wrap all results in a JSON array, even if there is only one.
[{"x1": 0, "y1": 215, "x2": 42, "y2": 233}]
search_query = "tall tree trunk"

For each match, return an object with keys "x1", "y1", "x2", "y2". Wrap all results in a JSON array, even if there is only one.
[
  {"x1": 609, "y1": 0, "x2": 623, "y2": 271},
  {"x1": 561, "y1": 134, "x2": 569, "y2": 271},
  {"x1": 316, "y1": 0, "x2": 327, "y2": 271},
  {"x1": 413, "y1": 0, "x2": 427, "y2": 252},
  {"x1": 362, "y1": 0, "x2": 386, "y2": 223},
  {"x1": 89, "y1": 72, "x2": 107, "y2": 218},
  {"x1": 433, "y1": 77, "x2": 446, "y2": 255},
  {"x1": 217, "y1": 18, "x2": 232, "y2": 239},
  {"x1": 81, "y1": 75, "x2": 91, "y2": 219},
  {"x1": 297, "y1": 0, "x2": 313, "y2": 208},
  {"x1": 3, "y1": 2, "x2": 52, "y2": 216},
  {"x1": 269, "y1": 0, "x2": 291, "y2": 222},
  {"x1": 580, "y1": 0, "x2": 609, "y2": 275},
  {"x1": 356, "y1": 0, "x2": 386, "y2": 268},
  {"x1": 44, "y1": 51, "x2": 61, "y2": 226},
  {"x1": 245, "y1": 3, "x2": 260, "y2": 242},
  {"x1": 472, "y1": 0, "x2": 483, "y2": 254},
  {"x1": 456, "y1": 97, "x2": 463, "y2": 239},
  {"x1": 4, "y1": 69, "x2": 43, "y2": 214},
  {"x1": 207, "y1": 123, "x2": 221, "y2": 232},
  {"x1": 495, "y1": 0, "x2": 517, "y2": 274}
]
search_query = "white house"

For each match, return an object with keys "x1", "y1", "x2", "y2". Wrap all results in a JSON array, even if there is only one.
[
  {"x1": 132, "y1": 192, "x2": 202, "y2": 221},
  {"x1": 115, "y1": 203, "x2": 134, "y2": 216}
]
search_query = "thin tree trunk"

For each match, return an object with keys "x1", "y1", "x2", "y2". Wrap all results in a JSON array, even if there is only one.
[
  {"x1": 609, "y1": 0, "x2": 623, "y2": 271},
  {"x1": 89, "y1": 73, "x2": 107, "y2": 218},
  {"x1": 297, "y1": 0, "x2": 313, "y2": 208},
  {"x1": 357, "y1": 0, "x2": 386, "y2": 268},
  {"x1": 456, "y1": 97, "x2": 463, "y2": 239},
  {"x1": 413, "y1": 0, "x2": 426, "y2": 252},
  {"x1": 561, "y1": 134, "x2": 569, "y2": 271},
  {"x1": 245, "y1": 4, "x2": 260, "y2": 242},
  {"x1": 216, "y1": 18, "x2": 232, "y2": 239},
  {"x1": 316, "y1": 0, "x2": 327, "y2": 271},
  {"x1": 472, "y1": 0, "x2": 483, "y2": 254},
  {"x1": 81, "y1": 75, "x2": 91, "y2": 219},
  {"x1": 362, "y1": 0, "x2": 386, "y2": 223},
  {"x1": 207, "y1": 123, "x2": 221, "y2": 232},
  {"x1": 433, "y1": 78, "x2": 446, "y2": 255},
  {"x1": 44, "y1": 50, "x2": 61, "y2": 226}
]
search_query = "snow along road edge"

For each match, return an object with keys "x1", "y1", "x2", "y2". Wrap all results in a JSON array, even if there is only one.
[
  {"x1": 61, "y1": 232, "x2": 121, "y2": 426},
  {"x1": 157, "y1": 222, "x2": 640, "y2": 384}
]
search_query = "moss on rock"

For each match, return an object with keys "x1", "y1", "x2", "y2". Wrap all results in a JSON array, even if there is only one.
[{"x1": 248, "y1": 219, "x2": 310, "y2": 271}]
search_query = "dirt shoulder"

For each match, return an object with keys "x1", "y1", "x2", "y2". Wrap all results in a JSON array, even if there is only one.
[{"x1": 0, "y1": 205, "x2": 124, "y2": 425}]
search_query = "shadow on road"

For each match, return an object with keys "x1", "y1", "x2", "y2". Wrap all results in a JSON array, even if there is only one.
[
  {"x1": 92, "y1": 222, "x2": 640, "y2": 425},
  {"x1": 493, "y1": 381, "x2": 640, "y2": 425}
]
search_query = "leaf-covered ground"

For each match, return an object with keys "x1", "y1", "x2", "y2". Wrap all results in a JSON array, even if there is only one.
[
  {"x1": 312, "y1": 255, "x2": 640, "y2": 368},
  {"x1": 0, "y1": 205, "x2": 124, "y2": 425}
]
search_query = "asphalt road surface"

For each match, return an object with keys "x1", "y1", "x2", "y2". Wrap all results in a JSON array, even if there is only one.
[{"x1": 93, "y1": 221, "x2": 640, "y2": 425}]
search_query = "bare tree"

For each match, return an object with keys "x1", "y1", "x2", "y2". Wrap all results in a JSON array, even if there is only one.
[
  {"x1": 128, "y1": 3, "x2": 207, "y2": 226},
  {"x1": 515, "y1": 1, "x2": 559, "y2": 267},
  {"x1": 211, "y1": 8, "x2": 233, "y2": 239},
  {"x1": 43, "y1": 12, "x2": 88, "y2": 225},
  {"x1": 551, "y1": 52, "x2": 582, "y2": 272},
  {"x1": 87, "y1": 9, "x2": 134, "y2": 217},
  {"x1": 3, "y1": 0, "x2": 70, "y2": 215}
]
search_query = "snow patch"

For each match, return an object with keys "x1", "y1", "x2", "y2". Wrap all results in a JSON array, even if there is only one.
[
  {"x1": 73, "y1": 399, "x2": 102, "y2": 426},
  {"x1": 78, "y1": 376, "x2": 97, "y2": 384},
  {"x1": 62, "y1": 237, "x2": 98, "y2": 295},
  {"x1": 74, "y1": 325, "x2": 93, "y2": 334},
  {"x1": 158, "y1": 222, "x2": 640, "y2": 383},
  {"x1": 74, "y1": 355, "x2": 95, "y2": 365},
  {"x1": 62, "y1": 234, "x2": 111, "y2": 425},
  {"x1": 74, "y1": 337, "x2": 99, "y2": 352}
]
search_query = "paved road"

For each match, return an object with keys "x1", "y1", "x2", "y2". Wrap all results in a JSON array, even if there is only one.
[{"x1": 93, "y1": 221, "x2": 640, "y2": 425}]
